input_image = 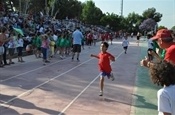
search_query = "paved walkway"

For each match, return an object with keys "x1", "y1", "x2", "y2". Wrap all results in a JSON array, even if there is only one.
[{"x1": 0, "y1": 37, "x2": 159, "y2": 115}]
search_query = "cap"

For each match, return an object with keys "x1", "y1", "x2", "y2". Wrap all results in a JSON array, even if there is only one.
[{"x1": 152, "y1": 29, "x2": 172, "y2": 40}]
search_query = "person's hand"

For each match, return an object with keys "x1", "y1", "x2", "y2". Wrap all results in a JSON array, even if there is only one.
[
  {"x1": 110, "y1": 56, "x2": 115, "y2": 61},
  {"x1": 140, "y1": 56, "x2": 149, "y2": 67},
  {"x1": 90, "y1": 54, "x2": 93, "y2": 57}
]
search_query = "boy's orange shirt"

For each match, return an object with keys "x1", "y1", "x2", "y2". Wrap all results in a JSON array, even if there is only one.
[{"x1": 98, "y1": 52, "x2": 114, "y2": 73}]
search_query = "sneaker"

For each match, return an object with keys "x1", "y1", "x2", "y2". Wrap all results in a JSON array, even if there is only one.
[
  {"x1": 60, "y1": 56, "x2": 63, "y2": 59},
  {"x1": 77, "y1": 58, "x2": 80, "y2": 62},
  {"x1": 110, "y1": 73, "x2": 115, "y2": 81},
  {"x1": 99, "y1": 91, "x2": 103, "y2": 96},
  {"x1": 45, "y1": 60, "x2": 50, "y2": 63}
]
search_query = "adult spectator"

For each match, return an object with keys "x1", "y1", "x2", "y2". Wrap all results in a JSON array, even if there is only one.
[
  {"x1": 140, "y1": 29, "x2": 175, "y2": 67},
  {"x1": 72, "y1": 27, "x2": 83, "y2": 61},
  {"x1": 0, "y1": 27, "x2": 12, "y2": 67}
]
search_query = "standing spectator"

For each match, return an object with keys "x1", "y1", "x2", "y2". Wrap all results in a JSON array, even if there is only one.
[
  {"x1": 72, "y1": 27, "x2": 83, "y2": 61},
  {"x1": 8, "y1": 32, "x2": 16, "y2": 64},
  {"x1": 86, "y1": 31, "x2": 93, "y2": 49},
  {"x1": 0, "y1": 27, "x2": 11, "y2": 67},
  {"x1": 17, "y1": 34, "x2": 24, "y2": 62},
  {"x1": 136, "y1": 32, "x2": 141, "y2": 46},
  {"x1": 149, "y1": 60, "x2": 175, "y2": 115},
  {"x1": 93, "y1": 32, "x2": 98, "y2": 46},
  {"x1": 41, "y1": 34, "x2": 50, "y2": 64},
  {"x1": 140, "y1": 29, "x2": 175, "y2": 67}
]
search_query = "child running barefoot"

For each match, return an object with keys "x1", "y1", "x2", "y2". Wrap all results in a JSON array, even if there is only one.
[{"x1": 91, "y1": 41, "x2": 115, "y2": 96}]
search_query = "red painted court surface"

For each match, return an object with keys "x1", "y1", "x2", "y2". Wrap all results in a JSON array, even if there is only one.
[{"x1": 0, "y1": 39, "x2": 140, "y2": 115}]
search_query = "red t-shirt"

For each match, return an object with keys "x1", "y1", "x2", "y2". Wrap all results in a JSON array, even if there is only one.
[
  {"x1": 164, "y1": 43, "x2": 175, "y2": 65},
  {"x1": 98, "y1": 52, "x2": 114, "y2": 73}
]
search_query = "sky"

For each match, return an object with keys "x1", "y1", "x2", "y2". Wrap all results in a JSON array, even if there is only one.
[{"x1": 78, "y1": 0, "x2": 175, "y2": 29}]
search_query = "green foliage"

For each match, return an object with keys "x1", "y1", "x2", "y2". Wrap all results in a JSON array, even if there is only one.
[
  {"x1": 158, "y1": 26, "x2": 167, "y2": 30},
  {"x1": 81, "y1": 0, "x2": 99, "y2": 24},
  {"x1": 171, "y1": 26, "x2": 175, "y2": 31},
  {"x1": 126, "y1": 12, "x2": 142, "y2": 33},
  {"x1": 142, "y1": 7, "x2": 162, "y2": 22}
]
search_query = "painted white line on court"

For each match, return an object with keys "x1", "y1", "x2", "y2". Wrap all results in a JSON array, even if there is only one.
[
  {"x1": 58, "y1": 50, "x2": 124, "y2": 115},
  {"x1": 0, "y1": 45, "x2": 118, "y2": 107},
  {"x1": 0, "y1": 58, "x2": 94, "y2": 107},
  {"x1": 0, "y1": 58, "x2": 69, "y2": 82},
  {"x1": 0, "y1": 43, "x2": 115, "y2": 82}
]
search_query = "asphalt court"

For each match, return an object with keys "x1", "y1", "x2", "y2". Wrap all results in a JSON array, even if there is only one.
[{"x1": 0, "y1": 38, "x2": 158, "y2": 115}]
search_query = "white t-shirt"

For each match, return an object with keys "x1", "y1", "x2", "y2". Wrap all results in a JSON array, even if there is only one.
[
  {"x1": 17, "y1": 38, "x2": 24, "y2": 47},
  {"x1": 158, "y1": 85, "x2": 175, "y2": 115},
  {"x1": 53, "y1": 34, "x2": 58, "y2": 42},
  {"x1": 122, "y1": 39, "x2": 129, "y2": 47}
]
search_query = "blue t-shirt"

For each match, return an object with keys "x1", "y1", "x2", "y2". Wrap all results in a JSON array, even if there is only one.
[{"x1": 72, "y1": 29, "x2": 83, "y2": 45}]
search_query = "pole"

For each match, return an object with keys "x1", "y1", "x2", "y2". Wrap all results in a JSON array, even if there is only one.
[{"x1": 121, "y1": 0, "x2": 123, "y2": 16}]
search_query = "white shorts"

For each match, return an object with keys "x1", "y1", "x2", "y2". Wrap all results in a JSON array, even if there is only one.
[{"x1": 0, "y1": 46, "x2": 4, "y2": 55}]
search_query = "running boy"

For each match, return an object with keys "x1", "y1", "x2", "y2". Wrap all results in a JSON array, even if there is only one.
[
  {"x1": 91, "y1": 41, "x2": 115, "y2": 96},
  {"x1": 122, "y1": 35, "x2": 129, "y2": 54}
]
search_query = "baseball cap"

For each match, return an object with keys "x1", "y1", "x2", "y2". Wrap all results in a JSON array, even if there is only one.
[{"x1": 152, "y1": 29, "x2": 172, "y2": 40}]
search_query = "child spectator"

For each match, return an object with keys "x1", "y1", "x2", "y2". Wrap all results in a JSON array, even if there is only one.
[
  {"x1": 17, "y1": 34, "x2": 24, "y2": 62},
  {"x1": 149, "y1": 60, "x2": 175, "y2": 115},
  {"x1": 41, "y1": 34, "x2": 50, "y2": 64}
]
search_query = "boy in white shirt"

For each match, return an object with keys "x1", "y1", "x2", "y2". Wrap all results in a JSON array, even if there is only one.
[{"x1": 122, "y1": 36, "x2": 129, "y2": 54}]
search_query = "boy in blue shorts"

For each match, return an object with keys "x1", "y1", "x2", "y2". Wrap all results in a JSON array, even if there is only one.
[{"x1": 91, "y1": 42, "x2": 115, "y2": 96}]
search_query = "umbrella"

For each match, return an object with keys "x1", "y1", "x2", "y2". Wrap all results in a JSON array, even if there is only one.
[{"x1": 13, "y1": 27, "x2": 24, "y2": 36}]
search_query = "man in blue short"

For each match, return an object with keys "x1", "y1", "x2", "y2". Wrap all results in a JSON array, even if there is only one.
[{"x1": 72, "y1": 27, "x2": 84, "y2": 61}]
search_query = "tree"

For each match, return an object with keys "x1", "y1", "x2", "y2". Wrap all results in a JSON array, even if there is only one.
[
  {"x1": 81, "y1": 0, "x2": 102, "y2": 24},
  {"x1": 100, "y1": 13, "x2": 121, "y2": 31},
  {"x1": 171, "y1": 26, "x2": 175, "y2": 31},
  {"x1": 54, "y1": 0, "x2": 82, "y2": 19},
  {"x1": 142, "y1": 7, "x2": 162, "y2": 22},
  {"x1": 139, "y1": 18, "x2": 157, "y2": 32},
  {"x1": 126, "y1": 12, "x2": 142, "y2": 33},
  {"x1": 158, "y1": 26, "x2": 167, "y2": 30}
]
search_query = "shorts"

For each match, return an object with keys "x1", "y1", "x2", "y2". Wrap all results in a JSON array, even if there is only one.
[
  {"x1": 123, "y1": 46, "x2": 128, "y2": 50},
  {"x1": 100, "y1": 71, "x2": 111, "y2": 78},
  {"x1": 8, "y1": 48, "x2": 15, "y2": 56},
  {"x1": 0, "y1": 46, "x2": 4, "y2": 55},
  {"x1": 72, "y1": 44, "x2": 81, "y2": 53},
  {"x1": 137, "y1": 36, "x2": 140, "y2": 40},
  {"x1": 17, "y1": 47, "x2": 23, "y2": 56}
]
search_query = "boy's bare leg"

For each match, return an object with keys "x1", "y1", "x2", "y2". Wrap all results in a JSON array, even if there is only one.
[{"x1": 99, "y1": 77, "x2": 104, "y2": 96}]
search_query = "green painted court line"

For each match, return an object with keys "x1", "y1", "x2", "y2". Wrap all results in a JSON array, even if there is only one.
[{"x1": 131, "y1": 41, "x2": 161, "y2": 115}]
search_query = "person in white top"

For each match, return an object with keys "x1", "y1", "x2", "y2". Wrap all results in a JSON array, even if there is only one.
[
  {"x1": 17, "y1": 34, "x2": 24, "y2": 62},
  {"x1": 149, "y1": 61, "x2": 175, "y2": 115},
  {"x1": 122, "y1": 36, "x2": 129, "y2": 54}
]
